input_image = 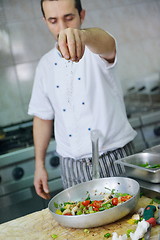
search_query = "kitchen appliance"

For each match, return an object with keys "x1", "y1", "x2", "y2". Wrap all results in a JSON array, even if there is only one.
[
  {"x1": 48, "y1": 177, "x2": 140, "y2": 228},
  {"x1": 0, "y1": 121, "x2": 34, "y2": 155},
  {"x1": 115, "y1": 152, "x2": 160, "y2": 183},
  {"x1": 0, "y1": 121, "x2": 63, "y2": 224}
]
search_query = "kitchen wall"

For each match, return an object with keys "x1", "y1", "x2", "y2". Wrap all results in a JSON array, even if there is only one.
[{"x1": 0, "y1": 0, "x2": 160, "y2": 126}]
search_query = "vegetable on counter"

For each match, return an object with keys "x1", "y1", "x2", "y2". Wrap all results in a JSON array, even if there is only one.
[
  {"x1": 51, "y1": 234, "x2": 58, "y2": 239},
  {"x1": 84, "y1": 229, "x2": 90, "y2": 234},
  {"x1": 150, "y1": 198, "x2": 160, "y2": 204},
  {"x1": 104, "y1": 233, "x2": 111, "y2": 238},
  {"x1": 126, "y1": 229, "x2": 134, "y2": 237}
]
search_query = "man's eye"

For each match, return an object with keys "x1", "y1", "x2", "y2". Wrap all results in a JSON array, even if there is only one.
[
  {"x1": 65, "y1": 16, "x2": 74, "y2": 21},
  {"x1": 49, "y1": 20, "x2": 57, "y2": 24}
]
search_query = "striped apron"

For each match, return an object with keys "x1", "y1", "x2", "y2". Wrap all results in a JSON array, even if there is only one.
[{"x1": 60, "y1": 142, "x2": 135, "y2": 189}]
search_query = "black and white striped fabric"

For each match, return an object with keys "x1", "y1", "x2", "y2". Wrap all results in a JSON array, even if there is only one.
[{"x1": 60, "y1": 142, "x2": 135, "y2": 189}]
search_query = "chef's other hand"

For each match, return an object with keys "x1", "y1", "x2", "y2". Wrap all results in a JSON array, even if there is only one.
[
  {"x1": 34, "y1": 167, "x2": 51, "y2": 199},
  {"x1": 58, "y1": 28, "x2": 85, "y2": 62}
]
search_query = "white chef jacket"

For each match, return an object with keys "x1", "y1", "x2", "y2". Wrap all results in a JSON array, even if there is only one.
[{"x1": 28, "y1": 46, "x2": 137, "y2": 159}]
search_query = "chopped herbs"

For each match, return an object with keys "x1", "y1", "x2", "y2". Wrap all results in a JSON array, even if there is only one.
[
  {"x1": 126, "y1": 229, "x2": 134, "y2": 237},
  {"x1": 150, "y1": 198, "x2": 160, "y2": 204},
  {"x1": 51, "y1": 234, "x2": 58, "y2": 239},
  {"x1": 104, "y1": 233, "x2": 111, "y2": 238},
  {"x1": 54, "y1": 202, "x2": 59, "y2": 208},
  {"x1": 104, "y1": 188, "x2": 115, "y2": 195},
  {"x1": 138, "y1": 163, "x2": 160, "y2": 169},
  {"x1": 85, "y1": 195, "x2": 91, "y2": 201}
]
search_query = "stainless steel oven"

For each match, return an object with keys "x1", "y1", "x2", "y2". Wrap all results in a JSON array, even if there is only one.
[{"x1": 0, "y1": 122, "x2": 63, "y2": 224}]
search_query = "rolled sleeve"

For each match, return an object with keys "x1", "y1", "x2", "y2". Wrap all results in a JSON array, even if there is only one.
[
  {"x1": 99, "y1": 36, "x2": 118, "y2": 69},
  {"x1": 100, "y1": 53, "x2": 117, "y2": 69}
]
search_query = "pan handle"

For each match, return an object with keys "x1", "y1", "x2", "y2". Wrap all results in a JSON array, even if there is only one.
[{"x1": 91, "y1": 130, "x2": 100, "y2": 179}]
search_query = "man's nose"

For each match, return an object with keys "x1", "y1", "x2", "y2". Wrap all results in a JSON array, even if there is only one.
[{"x1": 59, "y1": 20, "x2": 67, "y2": 31}]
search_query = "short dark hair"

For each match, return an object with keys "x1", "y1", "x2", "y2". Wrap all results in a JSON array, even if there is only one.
[{"x1": 40, "y1": 0, "x2": 82, "y2": 18}]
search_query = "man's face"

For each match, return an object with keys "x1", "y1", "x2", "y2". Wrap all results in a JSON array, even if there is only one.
[{"x1": 43, "y1": 0, "x2": 85, "y2": 40}]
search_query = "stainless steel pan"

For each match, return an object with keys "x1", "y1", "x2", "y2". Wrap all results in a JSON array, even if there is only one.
[
  {"x1": 48, "y1": 130, "x2": 140, "y2": 228},
  {"x1": 48, "y1": 177, "x2": 140, "y2": 228}
]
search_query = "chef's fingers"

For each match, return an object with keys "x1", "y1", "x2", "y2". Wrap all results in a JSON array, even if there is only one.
[
  {"x1": 42, "y1": 191, "x2": 51, "y2": 200},
  {"x1": 67, "y1": 29, "x2": 85, "y2": 62},
  {"x1": 81, "y1": 42, "x2": 85, "y2": 60},
  {"x1": 34, "y1": 182, "x2": 44, "y2": 198},
  {"x1": 43, "y1": 181, "x2": 50, "y2": 195},
  {"x1": 58, "y1": 28, "x2": 85, "y2": 62},
  {"x1": 66, "y1": 30, "x2": 77, "y2": 62},
  {"x1": 42, "y1": 179, "x2": 51, "y2": 199},
  {"x1": 58, "y1": 32, "x2": 70, "y2": 60},
  {"x1": 73, "y1": 30, "x2": 83, "y2": 62},
  {"x1": 36, "y1": 182, "x2": 51, "y2": 199}
]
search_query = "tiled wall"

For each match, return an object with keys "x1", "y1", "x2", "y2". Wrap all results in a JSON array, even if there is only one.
[{"x1": 0, "y1": 0, "x2": 160, "y2": 126}]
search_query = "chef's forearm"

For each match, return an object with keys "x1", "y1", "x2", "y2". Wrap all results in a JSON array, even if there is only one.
[
  {"x1": 33, "y1": 116, "x2": 53, "y2": 169},
  {"x1": 82, "y1": 28, "x2": 116, "y2": 60}
]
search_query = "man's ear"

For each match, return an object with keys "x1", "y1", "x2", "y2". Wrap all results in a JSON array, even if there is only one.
[
  {"x1": 80, "y1": 9, "x2": 86, "y2": 24},
  {"x1": 43, "y1": 16, "x2": 50, "y2": 27},
  {"x1": 43, "y1": 16, "x2": 49, "y2": 27}
]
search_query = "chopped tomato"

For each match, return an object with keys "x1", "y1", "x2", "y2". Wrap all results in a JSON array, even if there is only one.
[
  {"x1": 63, "y1": 213, "x2": 72, "y2": 216},
  {"x1": 92, "y1": 200, "x2": 103, "y2": 209},
  {"x1": 121, "y1": 195, "x2": 132, "y2": 202},
  {"x1": 92, "y1": 206, "x2": 99, "y2": 211},
  {"x1": 112, "y1": 198, "x2": 118, "y2": 206},
  {"x1": 82, "y1": 200, "x2": 91, "y2": 206}
]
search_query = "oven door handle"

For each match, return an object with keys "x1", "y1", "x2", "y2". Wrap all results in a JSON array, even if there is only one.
[{"x1": 0, "y1": 188, "x2": 33, "y2": 208}]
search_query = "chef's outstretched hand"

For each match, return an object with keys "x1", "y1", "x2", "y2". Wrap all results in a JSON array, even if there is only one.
[
  {"x1": 58, "y1": 28, "x2": 85, "y2": 62},
  {"x1": 34, "y1": 167, "x2": 51, "y2": 199}
]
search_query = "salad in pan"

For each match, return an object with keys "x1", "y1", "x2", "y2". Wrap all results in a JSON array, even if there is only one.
[{"x1": 54, "y1": 190, "x2": 132, "y2": 216}]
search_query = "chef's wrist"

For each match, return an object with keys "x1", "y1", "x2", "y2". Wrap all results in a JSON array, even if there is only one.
[{"x1": 35, "y1": 159, "x2": 45, "y2": 169}]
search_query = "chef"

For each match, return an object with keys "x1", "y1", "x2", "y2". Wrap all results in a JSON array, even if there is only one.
[{"x1": 28, "y1": 0, "x2": 137, "y2": 199}]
